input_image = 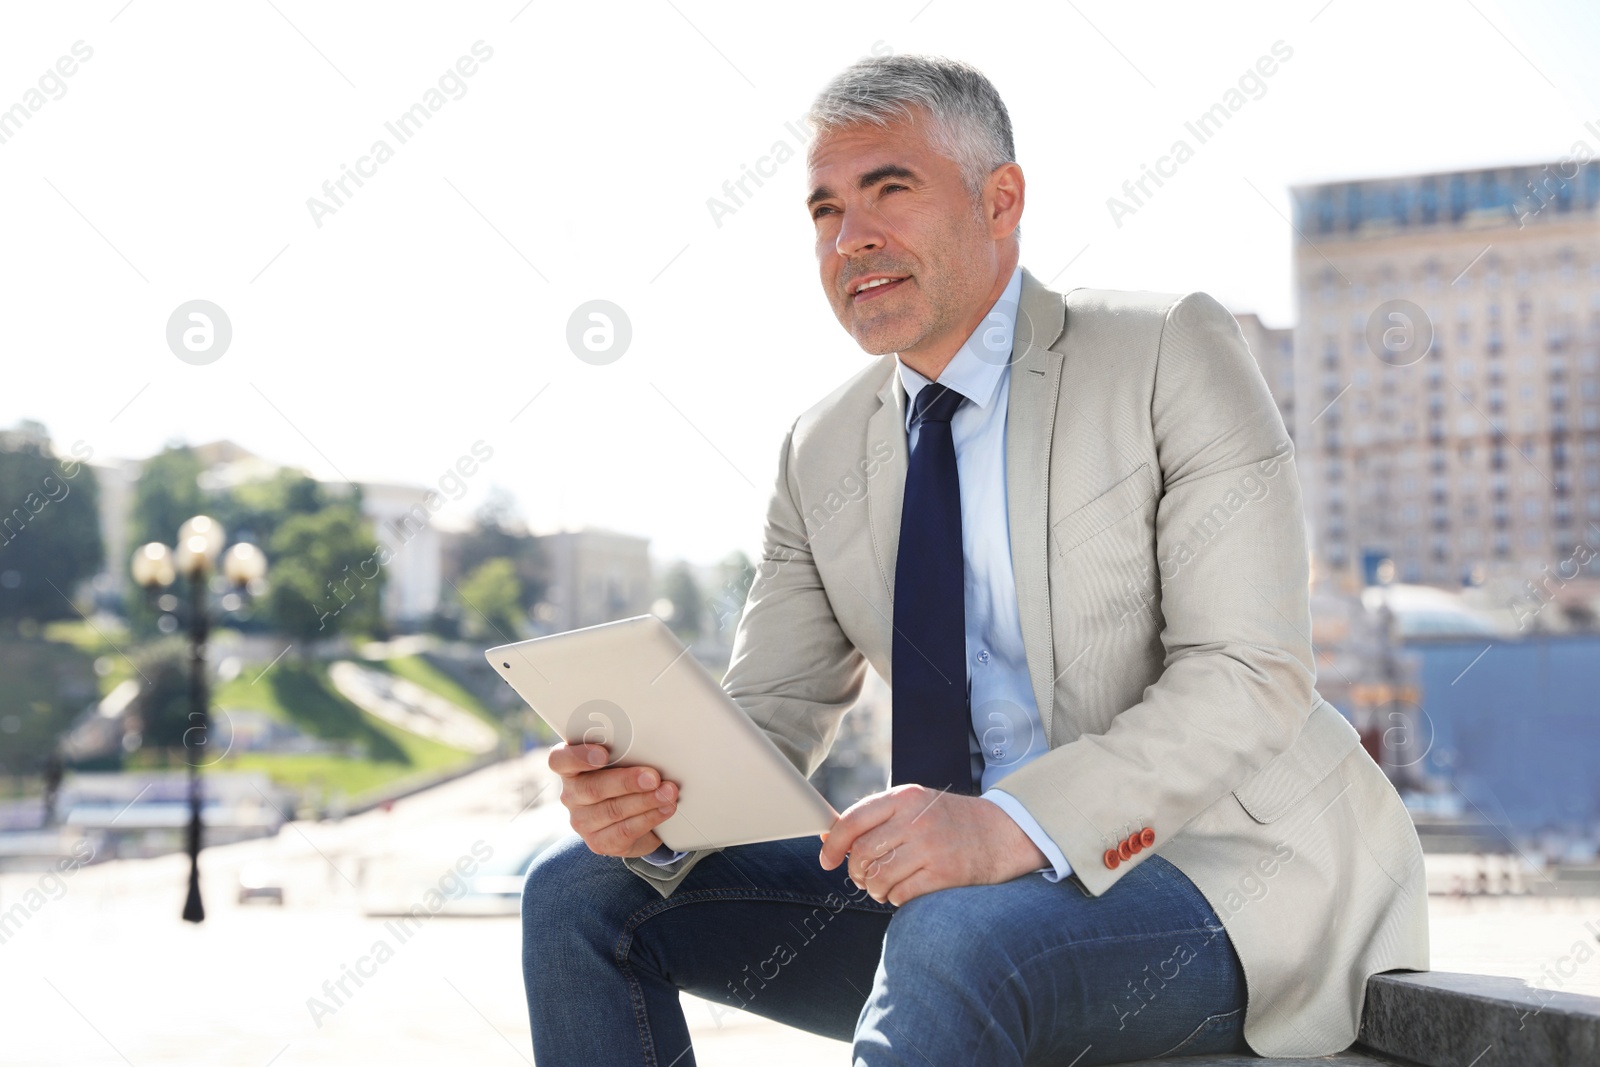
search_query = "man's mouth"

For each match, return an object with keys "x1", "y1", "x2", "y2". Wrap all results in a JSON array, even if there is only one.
[{"x1": 849, "y1": 275, "x2": 909, "y2": 302}]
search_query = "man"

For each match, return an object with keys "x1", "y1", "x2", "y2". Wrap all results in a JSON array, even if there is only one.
[{"x1": 523, "y1": 54, "x2": 1428, "y2": 1066}]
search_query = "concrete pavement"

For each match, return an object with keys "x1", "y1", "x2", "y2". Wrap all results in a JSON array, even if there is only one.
[{"x1": 3, "y1": 750, "x2": 1592, "y2": 1065}]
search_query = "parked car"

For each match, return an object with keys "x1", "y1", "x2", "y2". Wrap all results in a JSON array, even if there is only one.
[{"x1": 237, "y1": 861, "x2": 285, "y2": 905}]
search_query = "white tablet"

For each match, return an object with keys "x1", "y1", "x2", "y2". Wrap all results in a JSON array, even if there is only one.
[{"x1": 485, "y1": 615, "x2": 839, "y2": 852}]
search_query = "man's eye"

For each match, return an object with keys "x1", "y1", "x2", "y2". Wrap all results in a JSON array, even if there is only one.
[
  {"x1": 881, "y1": 184, "x2": 906, "y2": 193},
  {"x1": 812, "y1": 205, "x2": 836, "y2": 219}
]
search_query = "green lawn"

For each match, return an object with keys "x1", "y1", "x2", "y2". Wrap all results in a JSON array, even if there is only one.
[
  {"x1": 42, "y1": 618, "x2": 137, "y2": 694},
  {"x1": 41, "y1": 618, "x2": 123, "y2": 653},
  {"x1": 365, "y1": 654, "x2": 502, "y2": 728},
  {"x1": 220, "y1": 751, "x2": 455, "y2": 804},
  {"x1": 38, "y1": 623, "x2": 505, "y2": 806},
  {"x1": 201, "y1": 658, "x2": 492, "y2": 805}
]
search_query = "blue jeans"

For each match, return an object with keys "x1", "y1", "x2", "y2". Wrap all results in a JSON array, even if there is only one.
[{"x1": 522, "y1": 834, "x2": 1250, "y2": 1066}]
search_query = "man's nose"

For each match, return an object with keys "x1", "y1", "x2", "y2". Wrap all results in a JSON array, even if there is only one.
[{"x1": 836, "y1": 207, "x2": 887, "y2": 258}]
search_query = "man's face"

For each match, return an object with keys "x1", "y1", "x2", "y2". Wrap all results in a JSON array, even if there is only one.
[{"x1": 806, "y1": 109, "x2": 1006, "y2": 357}]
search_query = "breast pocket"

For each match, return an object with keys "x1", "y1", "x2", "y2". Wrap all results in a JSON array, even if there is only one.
[{"x1": 1051, "y1": 461, "x2": 1158, "y2": 557}]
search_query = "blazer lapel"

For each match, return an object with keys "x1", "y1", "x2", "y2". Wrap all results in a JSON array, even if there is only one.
[
  {"x1": 1007, "y1": 267, "x2": 1068, "y2": 743},
  {"x1": 866, "y1": 363, "x2": 908, "y2": 609},
  {"x1": 863, "y1": 266, "x2": 1068, "y2": 725}
]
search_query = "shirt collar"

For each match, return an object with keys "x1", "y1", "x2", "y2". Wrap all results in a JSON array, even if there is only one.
[{"x1": 896, "y1": 264, "x2": 1024, "y2": 431}]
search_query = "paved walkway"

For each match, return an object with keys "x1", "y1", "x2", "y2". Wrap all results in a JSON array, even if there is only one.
[{"x1": 2, "y1": 751, "x2": 1592, "y2": 1065}]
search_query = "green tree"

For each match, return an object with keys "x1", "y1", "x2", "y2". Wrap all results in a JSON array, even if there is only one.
[
  {"x1": 128, "y1": 445, "x2": 205, "y2": 550},
  {"x1": 0, "y1": 425, "x2": 104, "y2": 629},
  {"x1": 212, "y1": 468, "x2": 347, "y2": 549},
  {"x1": 448, "y1": 489, "x2": 546, "y2": 610},
  {"x1": 125, "y1": 445, "x2": 206, "y2": 636},
  {"x1": 660, "y1": 562, "x2": 703, "y2": 641},
  {"x1": 455, "y1": 557, "x2": 523, "y2": 640},
  {"x1": 0, "y1": 637, "x2": 97, "y2": 777},
  {"x1": 126, "y1": 637, "x2": 193, "y2": 753},
  {"x1": 266, "y1": 504, "x2": 387, "y2": 646}
]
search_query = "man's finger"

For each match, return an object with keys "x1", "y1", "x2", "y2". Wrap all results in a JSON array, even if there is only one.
[
  {"x1": 862, "y1": 843, "x2": 930, "y2": 904},
  {"x1": 595, "y1": 803, "x2": 676, "y2": 855},
  {"x1": 819, "y1": 791, "x2": 901, "y2": 869},
  {"x1": 881, "y1": 866, "x2": 939, "y2": 907},
  {"x1": 848, "y1": 827, "x2": 903, "y2": 886},
  {"x1": 566, "y1": 764, "x2": 669, "y2": 806},
  {"x1": 548, "y1": 741, "x2": 612, "y2": 777},
  {"x1": 571, "y1": 787, "x2": 675, "y2": 838}
]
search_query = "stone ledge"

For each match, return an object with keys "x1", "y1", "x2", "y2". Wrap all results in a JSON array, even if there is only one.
[
  {"x1": 1099, "y1": 971, "x2": 1600, "y2": 1067},
  {"x1": 1101, "y1": 1052, "x2": 1411, "y2": 1066},
  {"x1": 1358, "y1": 971, "x2": 1600, "y2": 1067}
]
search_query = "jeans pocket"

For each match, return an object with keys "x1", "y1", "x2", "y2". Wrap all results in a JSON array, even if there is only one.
[{"x1": 1154, "y1": 1005, "x2": 1244, "y2": 1059}]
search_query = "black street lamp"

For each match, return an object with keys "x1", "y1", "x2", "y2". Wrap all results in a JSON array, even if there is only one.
[{"x1": 131, "y1": 517, "x2": 267, "y2": 923}]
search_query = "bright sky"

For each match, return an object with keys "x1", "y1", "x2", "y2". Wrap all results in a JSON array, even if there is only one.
[{"x1": 3, "y1": 0, "x2": 1598, "y2": 565}]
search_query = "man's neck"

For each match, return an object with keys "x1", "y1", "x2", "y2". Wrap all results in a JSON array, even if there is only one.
[{"x1": 897, "y1": 251, "x2": 1019, "y2": 382}]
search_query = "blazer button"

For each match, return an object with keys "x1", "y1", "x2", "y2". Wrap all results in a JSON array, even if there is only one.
[
  {"x1": 1140, "y1": 827, "x2": 1156, "y2": 848},
  {"x1": 1127, "y1": 832, "x2": 1143, "y2": 854},
  {"x1": 1117, "y1": 839, "x2": 1133, "y2": 861},
  {"x1": 1103, "y1": 848, "x2": 1121, "y2": 870}
]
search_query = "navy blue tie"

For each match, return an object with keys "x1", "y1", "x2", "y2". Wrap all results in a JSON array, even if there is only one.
[{"x1": 891, "y1": 382, "x2": 975, "y2": 795}]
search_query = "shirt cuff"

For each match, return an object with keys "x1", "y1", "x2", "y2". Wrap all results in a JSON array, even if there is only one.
[
  {"x1": 641, "y1": 843, "x2": 690, "y2": 866},
  {"x1": 982, "y1": 788, "x2": 1074, "y2": 882}
]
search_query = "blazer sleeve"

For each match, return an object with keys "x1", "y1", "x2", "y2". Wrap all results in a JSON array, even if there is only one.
[
  {"x1": 621, "y1": 419, "x2": 866, "y2": 897},
  {"x1": 990, "y1": 290, "x2": 1316, "y2": 897}
]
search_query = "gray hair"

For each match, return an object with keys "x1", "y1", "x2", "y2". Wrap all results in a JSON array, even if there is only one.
[{"x1": 805, "y1": 54, "x2": 1019, "y2": 240}]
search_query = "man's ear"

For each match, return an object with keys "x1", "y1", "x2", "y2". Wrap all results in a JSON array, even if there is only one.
[{"x1": 986, "y1": 162, "x2": 1025, "y2": 240}]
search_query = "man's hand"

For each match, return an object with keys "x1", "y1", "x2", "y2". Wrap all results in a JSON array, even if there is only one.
[
  {"x1": 818, "y1": 785, "x2": 1050, "y2": 905},
  {"x1": 548, "y1": 741, "x2": 679, "y2": 858}
]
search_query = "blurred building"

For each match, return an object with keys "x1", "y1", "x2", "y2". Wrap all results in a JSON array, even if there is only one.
[
  {"x1": 1233, "y1": 311, "x2": 1296, "y2": 441},
  {"x1": 536, "y1": 529, "x2": 652, "y2": 631},
  {"x1": 1291, "y1": 161, "x2": 1600, "y2": 593},
  {"x1": 88, "y1": 439, "x2": 668, "y2": 637},
  {"x1": 87, "y1": 455, "x2": 141, "y2": 608},
  {"x1": 89, "y1": 441, "x2": 445, "y2": 630},
  {"x1": 361, "y1": 481, "x2": 444, "y2": 626},
  {"x1": 1408, "y1": 632, "x2": 1600, "y2": 849}
]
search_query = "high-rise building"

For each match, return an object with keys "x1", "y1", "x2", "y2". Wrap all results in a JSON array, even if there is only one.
[
  {"x1": 1290, "y1": 161, "x2": 1600, "y2": 592},
  {"x1": 1233, "y1": 311, "x2": 1295, "y2": 441}
]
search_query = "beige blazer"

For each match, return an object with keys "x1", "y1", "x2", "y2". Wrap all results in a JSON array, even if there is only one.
[{"x1": 623, "y1": 266, "x2": 1430, "y2": 1058}]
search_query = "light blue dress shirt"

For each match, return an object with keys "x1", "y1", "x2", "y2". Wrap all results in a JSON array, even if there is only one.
[
  {"x1": 646, "y1": 264, "x2": 1073, "y2": 882},
  {"x1": 890, "y1": 264, "x2": 1072, "y2": 882}
]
